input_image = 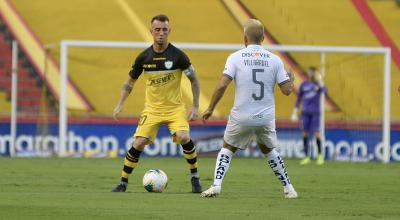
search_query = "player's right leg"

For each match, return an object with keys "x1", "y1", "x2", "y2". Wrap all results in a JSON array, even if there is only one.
[
  {"x1": 112, "y1": 110, "x2": 159, "y2": 192},
  {"x1": 259, "y1": 146, "x2": 298, "y2": 199},
  {"x1": 310, "y1": 114, "x2": 324, "y2": 165},
  {"x1": 257, "y1": 123, "x2": 298, "y2": 199},
  {"x1": 300, "y1": 114, "x2": 311, "y2": 165},
  {"x1": 300, "y1": 132, "x2": 311, "y2": 165},
  {"x1": 111, "y1": 137, "x2": 149, "y2": 192}
]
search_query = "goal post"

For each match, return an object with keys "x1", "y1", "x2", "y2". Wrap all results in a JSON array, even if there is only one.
[
  {"x1": 9, "y1": 40, "x2": 18, "y2": 157},
  {"x1": 58, "y1": 40, "x2": 391, "y2": 163}
]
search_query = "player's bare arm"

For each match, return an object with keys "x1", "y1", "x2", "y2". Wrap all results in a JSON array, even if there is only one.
[
  {"x1": 113, "y1": 78, "x2": 137, "y2": 120},
  {"x1": 202, "y1": 75, "x2": 232, "y2": 121},
  {"x1": 185, "y1": 65, "x2": 200, "y2": 121},
  {"x1": 279, "y1": 71, "x2": 295, "y2": 96}
]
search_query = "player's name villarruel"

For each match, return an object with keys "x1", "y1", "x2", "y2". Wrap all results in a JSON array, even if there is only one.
[{"x1": 244, "y1": 59, "x2": 270, "y2": 67}]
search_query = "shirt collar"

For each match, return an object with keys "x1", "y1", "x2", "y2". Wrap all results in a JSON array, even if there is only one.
[{"x1": 246, "y1": 44, "x2": 263, "y2": 49}]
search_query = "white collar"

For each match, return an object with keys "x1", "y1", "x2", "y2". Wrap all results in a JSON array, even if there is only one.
[{"x1": 246, "y1": 44, "x2": 263, "y2": 49}]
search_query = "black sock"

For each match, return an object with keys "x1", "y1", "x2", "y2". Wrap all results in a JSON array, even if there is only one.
[
  {"x1": 303, "y1": 136, "x2": 309, "y2": 157},
  {"x1": 316, "y1": 138, "x2": 322, "y2": 154},
  {"x1": 181, "y1": 140, "x2": 198, "y2": 176},
  {"x1": 120, "y1": 147, "x2": 142, "y2": 183}
]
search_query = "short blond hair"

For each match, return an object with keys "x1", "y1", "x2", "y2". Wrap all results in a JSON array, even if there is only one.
[{"x1": 244, "y1": 19, "x2": 264, "y2": 43}]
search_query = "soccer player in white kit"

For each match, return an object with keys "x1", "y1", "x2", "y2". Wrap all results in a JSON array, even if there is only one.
[{"x1": 201, "y1": 19, "x2": 298, "y2": 198}]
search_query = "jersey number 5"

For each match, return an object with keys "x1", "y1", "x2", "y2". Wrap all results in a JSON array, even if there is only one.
[{"x1": 252, "y1": 69, "x2": 264, "y2": 101}]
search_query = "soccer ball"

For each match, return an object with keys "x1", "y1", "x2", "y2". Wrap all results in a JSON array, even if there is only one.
[{"x1": 142, "y1": 169, "x2": 168, "y2": 193}]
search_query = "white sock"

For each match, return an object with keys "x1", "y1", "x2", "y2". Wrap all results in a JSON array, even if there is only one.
[
  {"x1": 213, "y1": 148, "x2": 234, "y2": 187},
  {"x1": 265, "y1": 149, "x2": 294, "y2": 191}
]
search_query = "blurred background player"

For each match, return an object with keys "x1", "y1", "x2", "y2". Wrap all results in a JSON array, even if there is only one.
[
  {"x1": 111, "y1": 14, "x2": 202, "y2": 193},
  {"x1": 201, "y1": 19, "x2": 297, "y2": 199},
  {"x1": 291, "y1": 66, "x2": 326, "y2": 165}
]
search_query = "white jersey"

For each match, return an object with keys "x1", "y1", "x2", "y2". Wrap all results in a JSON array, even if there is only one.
[{"x1": 223, "y1": 44, "x2": 290, "y2": 126}]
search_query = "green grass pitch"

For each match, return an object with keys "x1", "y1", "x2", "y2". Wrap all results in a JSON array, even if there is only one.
[{"x1": 0, "y1": 157, "x2": 399, "y2": 220}]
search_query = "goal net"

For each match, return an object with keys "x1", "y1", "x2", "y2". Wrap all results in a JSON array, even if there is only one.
[{"x1": 3, "y1": 40, "x2": 392, "y2": 162}]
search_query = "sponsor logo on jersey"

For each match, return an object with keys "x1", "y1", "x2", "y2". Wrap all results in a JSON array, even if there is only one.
[
  {"x1": 164, "y1": 60, "x2": 173, "y2": 69},
  {"x1": 143, "y1": 64, "x2": 157, "y2": 69},
  {"x1": 153, "y1": 57, "x2": 166, "y2": 61},
  {"x1": 241, "y1": 52, "x2": 269, "y2": 58},
  {"x1": 148, "y1": 72, "x2": 175, "y2": 87}
]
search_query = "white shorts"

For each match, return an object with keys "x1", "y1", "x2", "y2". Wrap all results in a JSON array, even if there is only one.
[{"x1": 223, "y1": 119, "x2": 277, "y2": 150}]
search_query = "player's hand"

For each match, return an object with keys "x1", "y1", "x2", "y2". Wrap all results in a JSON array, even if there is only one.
[
  {"x1": 290, "y1": 108, "x2": 298, "y2": 122},
  {"x1": 315, "y1": 73, "x2": 324, "y2": 87},
  {"x1": 314, "y1": 72, "x2": 322, "y2": 82},
  {"x1": 187, "y1": 106, "x2": 199, "y2": 121},
  {"x1": 287, "y1": 70, "x2": 295, "y2": 82},
  {"x1": 202, "y1": 108, "x2": 213, "y2": 122},
  {"x1": 113, "y1": 105, "x2": 122, "y2": 120}
]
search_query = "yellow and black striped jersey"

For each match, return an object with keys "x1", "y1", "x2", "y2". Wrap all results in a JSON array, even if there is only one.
[{"x1": 129, "y1": 43, "x2": 191, "y2": 112}]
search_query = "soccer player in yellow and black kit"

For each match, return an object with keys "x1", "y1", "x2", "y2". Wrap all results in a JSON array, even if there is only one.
[{"x1": 112, "y1": 14, "x2": 202, "y2": 193}]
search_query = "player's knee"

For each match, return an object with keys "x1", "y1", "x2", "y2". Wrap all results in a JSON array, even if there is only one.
[
  {"x1": 263, "y1": 147, "x2": 273, "y2": 154},
  {"x1": 133, "y1": 137, "x2": 149, "y2": 150},
  {"x1": 223, "y1": 142, "x2": 238, "y2": 153},
  {"x1": 258, "y1": 143, "x2": 272, "y2": 154},
  {"x1": 176, "y1": 133, "x2": 190, "y2": 144}
]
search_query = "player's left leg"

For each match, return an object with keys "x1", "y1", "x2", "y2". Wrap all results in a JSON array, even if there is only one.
[
  {"x1": 314, "y1": 131, "x2": 324, "y2": 165},
  {"x1": 201, "y1": 143, "x2": 238, "y2": 198},
  {"x1": 175, "y1": 131, "x2": 199, "y2": 177},
  {"x1": 168, "y1": 107, "x2": 202, "y2": 193},
  {"x1": 174, "y1": 130, "x2": 202, "y2": 193},
  {"x1": 202, "y1": 120, "x2": 252, "y2": 198},
  {"x1": 256, "y1": 123, "x2": 298, "y2": 199}
]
